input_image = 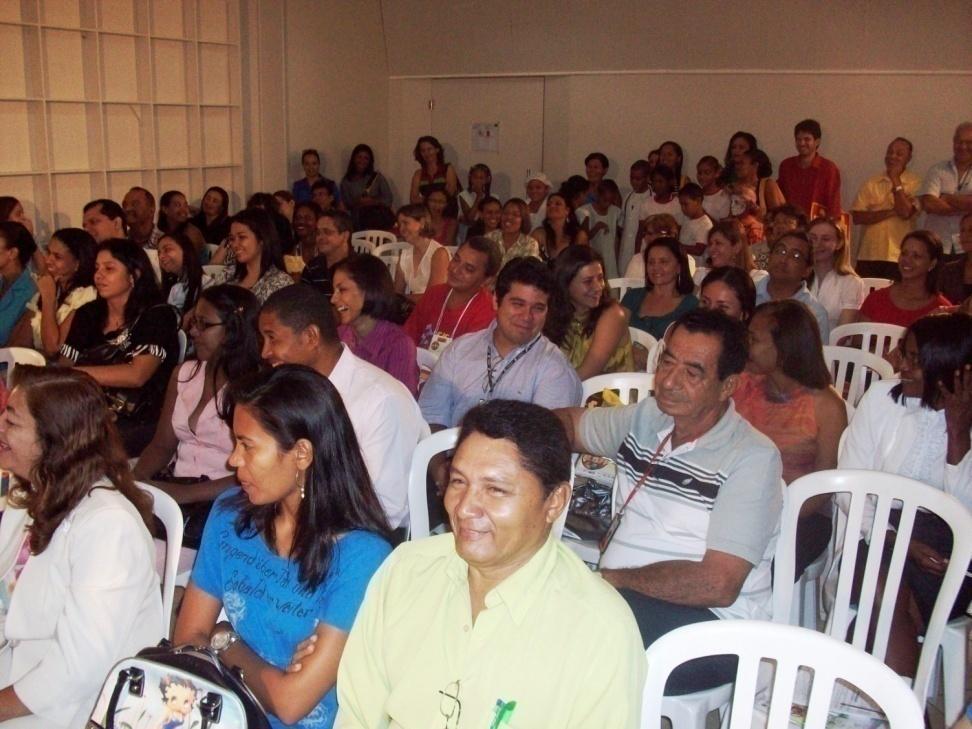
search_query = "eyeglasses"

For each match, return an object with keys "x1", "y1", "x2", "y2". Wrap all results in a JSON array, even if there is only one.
[
  {"x1": 189, "y1": 317, "x2": 225, "y2": 332},
  {"x1": 438, "y1": 680, "x2": 461, "y2": 729},
  {"x1": 770, "y1": 245, "x2": 808, "y2": 262}
]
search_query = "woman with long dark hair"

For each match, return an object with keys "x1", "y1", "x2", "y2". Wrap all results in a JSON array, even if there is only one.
[
  {"x1": 224, "y1": 207, "x2": 293, "y2": 303},
  {"x1": 0, "y1": 366, "x2": 162, "y2": 728},
  {"x1": 332, "y1": 255, "x2": 418, "y2": 395},
  {"x1": 157, "y1": 229, "x2": 209, "y2": 319},
  {"x1": 58, "y1": 239, "x2": 180, "y2": 455},
  {"x1": 733, "y1": 299, "x2": 847, "y2": 574},
  {"x1": 158, "y1": 189, "x2": 206, "y2": 252},
  {"x1": 28, "y1": 227, "x2": 97, "y2": 356},
  {"x1": 189, "y1": 185, "x2": 231, "y2": 247},
  {"x1": 134, "y1": 285, "x2": 262, "y2": 545},
  {"x1": 622, "y1": 236, "x2": 698, "y2": 339},
  {"x1": 551, "y1": 245, "x2": 632, "y2": 378},
  {"x1": 340, "y1": 143, "x2": 393, "y2": 227},
  {"x1": 408, "y1": 135, "x2": 458, "y2": 203},
  {"x1": 175, "y1": 365, "x2": 392, "y2": 729},
  {"x1": 530, "y1": 192, "x2": 589, "y2": 261}
]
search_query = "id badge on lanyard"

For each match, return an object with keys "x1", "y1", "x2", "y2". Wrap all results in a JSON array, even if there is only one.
[{"x1": 427, "y1": 331, "x2": 453, "y2": 359}]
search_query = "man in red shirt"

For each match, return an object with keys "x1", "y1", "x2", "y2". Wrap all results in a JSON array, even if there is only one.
[
  {"x1": 404, "y1": 235, "x2": 499, "y2": 351},
  {"x1": 777, "y1": 119, "x2": 843, "y2": 218}
]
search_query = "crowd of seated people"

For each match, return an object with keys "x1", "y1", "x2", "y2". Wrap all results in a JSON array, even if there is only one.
[{"x1": 0, "y1": 119, "x2": 969, "y2": 729}]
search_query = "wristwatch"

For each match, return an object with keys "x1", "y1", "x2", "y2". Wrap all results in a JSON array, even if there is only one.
[{"x1": 210, "y1": 627, "x2": 240, "y2": 656}]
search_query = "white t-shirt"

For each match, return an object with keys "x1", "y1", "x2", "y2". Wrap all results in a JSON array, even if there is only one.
[
  {"x1": 702, "y1": 189, "x2": 732, "y2": 221},
  {"x1": 680, "y1": 215, "x2": 714, "y2": 267},
  {"x1": 619, "y1": 189, "x2": 652, "y2": 275},
  {"x1": 808, "y1": 270, "x2": 867, "y2": 329}
]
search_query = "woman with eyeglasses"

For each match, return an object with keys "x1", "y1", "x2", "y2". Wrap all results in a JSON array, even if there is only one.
[
  {"x1": 858, "y1": 230, "x2": 952, "y2": 327},
  {"x1": 174, "y1": 365, "x2": 391, "y2": 729},
  {"x1": 134, "y1": 285, "x2": 262, "y2": 547}
]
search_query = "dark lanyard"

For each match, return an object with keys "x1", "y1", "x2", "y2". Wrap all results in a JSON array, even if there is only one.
[
  {"x1": 484, "y1": 335, "x2": 541, "y2": 397},
  {"x1": 597, "y1": 431, "x2": 674, "y2": 569}
]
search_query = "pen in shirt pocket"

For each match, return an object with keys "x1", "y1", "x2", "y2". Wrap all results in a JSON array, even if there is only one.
[{"x1": 488, "y1": 699, "x2": 517, "y2": 728}]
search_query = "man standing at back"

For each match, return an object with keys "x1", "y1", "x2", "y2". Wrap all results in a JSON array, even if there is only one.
[
  {"x1": 919, "y1": 121, "x2": 972, "y2": 257},
  {"x1": 259, "y1": 285, "x2": 429, "y2": 532},
  {"x1": 851, "y1": 137, "x2": 921, "y2": 278},
  {"x1": 777, "y1": 118, "x2": 843, "y2": 218}
]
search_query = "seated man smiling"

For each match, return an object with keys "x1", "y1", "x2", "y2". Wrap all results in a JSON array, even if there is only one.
[{"x1": 332, "y1": 400, "x2": 645, "y2": 728}]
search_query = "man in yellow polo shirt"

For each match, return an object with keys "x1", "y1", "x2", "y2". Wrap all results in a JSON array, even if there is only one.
[{"x1": 334, "y1": 399, "x2": 645, "y2": 728}]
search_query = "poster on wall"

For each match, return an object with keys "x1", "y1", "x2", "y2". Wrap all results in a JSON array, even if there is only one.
[{"x1": 472, "y1": 122, "x2": 499, "y2": 152}]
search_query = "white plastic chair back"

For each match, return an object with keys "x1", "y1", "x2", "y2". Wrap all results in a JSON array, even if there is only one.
[
  {"x1": 607, "y1": 276, "x2": 642, "y2": 301},
  {"x1": 861, "y1": 277, "x2": 893, "y2": 295},
  {"x1": 0, "y1": 347, "x2": 46, "y2": 386},
  {"x1": 352, "y1": 229, "x2": 397, "y2": 250},
  {"x1": 581, "y1": 372, "x2": 654, "y2": 405},
  {"x1": 771, "y1": 469, "x2": 972, "y2": 712},
  {"x1": 176, "y1": 330, "x2": 188, "y2": 364},
  {"x1": 138, "y1": 482, "x2": 183, "y2": 635},
  {"x1": 627, "y1": 327, "x2": 657, "y2": 353},
  {"x1": 406, "y1": 428, "x2": 459, "y2": 539},
  {"x1": 828, "y1": 322, "x2": 905, "y2": 358},
  {"x1": 374, "y1": 241, "x2": 411, "y2": 276},
  {"x1": 645, "y1": 338, "x2": 666, "y2": 374},
  {"x1": 822, "y1": 344, "x2": 894, "y2": 407},
  {"x1": 202, "y1": 264, "x2": 229, "y2": 281},
  {"x1": 643, "y1": 620, "x2": 924, "y2": 729}
]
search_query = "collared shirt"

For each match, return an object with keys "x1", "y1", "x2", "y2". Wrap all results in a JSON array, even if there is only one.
[
  {"x1": 133, "y1": 225, "x2": 164, "y2": 250},
  {"x1": 919, "y1": 159, "x2": 972, "y2": 251},
  {"x1": 851, "y1": 169, "x2": 921, "y2": 261},
  {"x1": 755, "y1": 276, "x2": 831, "y2": 343},
  {"x1": 778, "y1": 154, "x2": 843, "y2": 217},
  {"x1": 335, "y1": 533, "x2": 646, "y2": 729},
  {"x1": 418, "y1": 321, "x2": 582, "y2": 428},
  {"x1": 808, "y1": 270, "x2": 867, "y2": 330},
  {"x1": 329, "y1": 346, "x2": 430, "y2": 529},
  {"x1": 485, "y1": 230, "x2": 541, "y2": 266},
  {"x1": 578, "y1": 398, "x2": 783, "y2": 621}
]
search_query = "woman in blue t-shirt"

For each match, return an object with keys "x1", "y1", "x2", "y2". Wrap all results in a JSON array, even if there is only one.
[{"x1": 175, "y1": 364, "x2": 392, "y2": 729}]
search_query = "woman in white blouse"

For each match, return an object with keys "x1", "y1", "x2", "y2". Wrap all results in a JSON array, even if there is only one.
[
  {"x1": 838, "y1": 312, "x2": 972, "y2": 678},
  {"x1": 807, "y1": 216, "x2": 866, "y2": 329}
]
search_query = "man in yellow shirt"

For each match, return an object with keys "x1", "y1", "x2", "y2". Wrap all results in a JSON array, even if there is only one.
[
  {"x1": 851, "y1": 137, "x2": 921, "y2": 278},
  {"x1": 334, "y1": 399, "x2": 645, "y2": 728}
]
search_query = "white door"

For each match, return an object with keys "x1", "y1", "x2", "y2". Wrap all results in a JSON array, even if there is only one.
[{"x1": 430, "y1": 77, "x2": 544, "y2": 202}]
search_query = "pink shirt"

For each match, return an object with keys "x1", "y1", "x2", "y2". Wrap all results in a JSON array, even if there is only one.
[{"x1": 172, "y1": 361, "x2": 233, "y2": 479}]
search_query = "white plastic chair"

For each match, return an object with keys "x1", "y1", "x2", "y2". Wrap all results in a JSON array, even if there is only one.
[
  {"x1": 202, "y1": 264, "x2": 229, "y2": 281},
  {"x1": 138, "y1": 482, "x2": 184, "y2": 636},
  {"x1": 176, "y1": 330, "x2": 188, "y2": 364},
  {"x1": 822, "y1": 345, "x2": 894, "y2": 407},
  {"x1": 352, "y1": 229, "x2": 396, "y2": 251},
  {"x1": 939, "y1": 614, "x2": 971, "y2": 725},
  {"x1": 407, "y1": 428, "x2": 570, "y2": 541},
  {"x1": 771, "y1": 469, "x2": 972, "y2": 715},
  {"x1": 861, "y1": 277, "x2": 893, "y2": 295},
  {"x1": 828, "y1": 322, "x2": 905, "y2": 358},
  {"x1": 374, "y1": 241, "x2": 411, "y2": 276},
  {"x1": 607, "y1": 276, "x2": 643, "y2": 301},
  {"x1": 581, "y1": 372, "x2": 654, "y2": 405},
  {"x1": 0, "y1": 347, "x2": 46, "y2": 386},
  {"x1": 627, "y1": 328, "x2": 657, "y2": 354},
  {"x1": 406, "y1": 428, "x2": 459, "y2": 540},
  {"x1": 642, "y1": 620, "x2": 924, "y2": 729}
]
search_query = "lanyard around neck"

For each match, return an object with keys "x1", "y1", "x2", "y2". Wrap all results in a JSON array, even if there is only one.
[{"x1": 484, "y1": 334, "x2": 541, "y2": 396}]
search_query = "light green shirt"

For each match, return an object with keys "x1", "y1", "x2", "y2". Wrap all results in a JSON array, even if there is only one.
[{"x1": 335, "y1": 532, "x2": 645, "y2": 729}]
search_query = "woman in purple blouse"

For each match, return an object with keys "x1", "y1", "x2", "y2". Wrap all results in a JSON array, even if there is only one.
[{"x1": 332, "y1": 255, "x2": 419, "y2": 396}]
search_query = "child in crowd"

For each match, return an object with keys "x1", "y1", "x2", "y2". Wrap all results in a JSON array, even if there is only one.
[
  {"x1": 730, "y1": 185, "x2": 765, "y2": 246},
  {"x1": 678, "y1": 183, "x2": 713, "y2": 266},
  {"x1": 697, "y1": 155, "x2": 732, "y2": 221},
  {"x1": 458, "y1": 163, "x2": 491, "y2": 238},
  {"x1": 525, "y1": 171, "x2": 552, "y2": 230},
  {"x1": 753, "y1": 203, "x2": 808, "y2": 270},
  {"x1": 425, "y1": 186, "x2": 457, "y2": 246},
  {"x1": 579, "y1": 180, "x2": 622, "y2": 279},
  {"x1": 583, "y1": 152, "x2": 609, "y2": 204},
  {"x1": 464, "y1": 195, "x2": 501, "y2": 241},
  {"x1": 638, "y1": 164, "x2": 683, "y2": 226},
  {"x1": 619, "y1": 160, "x2": 653, "y2": 275}
]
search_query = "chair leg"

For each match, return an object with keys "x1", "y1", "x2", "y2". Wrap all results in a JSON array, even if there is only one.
[{"x1": 941, "y1": 619, "x2": 969, "y2": 726}]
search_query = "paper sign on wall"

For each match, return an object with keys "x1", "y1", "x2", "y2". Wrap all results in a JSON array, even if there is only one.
[{"x1": 472, "y1": 122, "x2": 499, "y2": 152}]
